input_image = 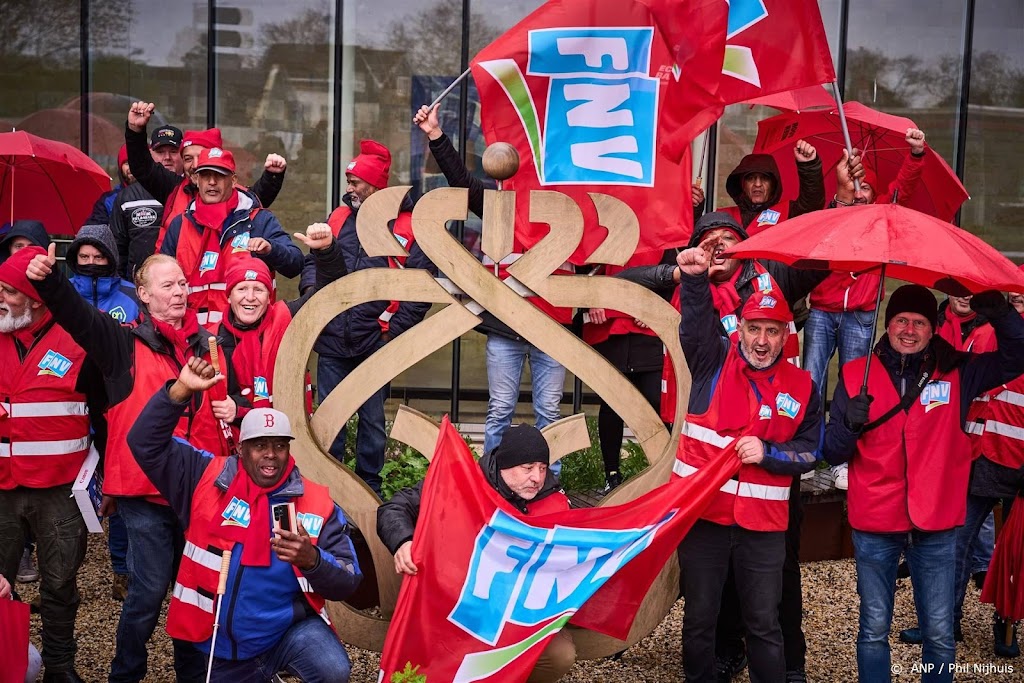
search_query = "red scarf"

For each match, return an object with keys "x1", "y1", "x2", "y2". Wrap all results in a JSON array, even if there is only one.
[
  {"x1": 713, "y1": 346, "x2": 792, "y2": 440},
  {"x1": 709, "y1": 267, "x2": 743, "y2": 320},
  {"x1": 213, "y1": 456, "x2": 296, "y2": 566},
  {"x1": 12, "y1": 309, "x2": 53, "y2": 351},
  {"x1": 222, "y1": 301, "x2": 292, "y2": 407},
  {"x1": 191, "y1": 189, "x2": 239, "y2": 236},
  {"x1": 150, "y1": 310, "x2": 201, "y2": 366}
]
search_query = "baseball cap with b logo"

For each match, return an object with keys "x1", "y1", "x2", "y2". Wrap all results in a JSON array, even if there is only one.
[{"x1": 239, "y1": 408, "x2": 294, "y2": 442}]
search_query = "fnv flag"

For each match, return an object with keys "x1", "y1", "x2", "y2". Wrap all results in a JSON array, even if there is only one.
[
  {"x1": 378, "y1": 417, "x2": 741, "y2": 683},
  {"x1": 470, "y1": 0, "x2": 730, "y2": 263}
]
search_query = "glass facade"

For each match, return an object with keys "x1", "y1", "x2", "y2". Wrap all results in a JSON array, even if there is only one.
[{"x1": 3, "y1": 0, "x2": 1022, "y2": 419}]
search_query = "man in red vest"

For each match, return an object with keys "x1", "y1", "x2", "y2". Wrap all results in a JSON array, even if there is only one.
[
  {"x1": 824, "y1": 284, "x2": 1024, "y2": 682},
  {"x1": 0, "y1": 246, "x2": 106, "y2": 683},
  {"x1": 127, "y1": 357, "x2": 362, "y2": 682},
  {"x1": 378, "y1": 424, "x2": 576, "y2": 682},
  {"x1": 672, "y1": 237, "x2": 822, "y2": 683}
]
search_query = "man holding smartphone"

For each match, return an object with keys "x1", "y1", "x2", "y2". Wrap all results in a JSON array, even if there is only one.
[{"x1": 126, "y1": 357, "x2": 363, "y2": 682}]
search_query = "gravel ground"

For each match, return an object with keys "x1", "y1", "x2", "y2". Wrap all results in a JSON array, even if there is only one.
[{"x1": 18, "y1": 533, "x2": 1021, "y2": 682}]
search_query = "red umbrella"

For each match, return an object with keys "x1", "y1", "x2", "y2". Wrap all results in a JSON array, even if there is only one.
[
  {"x1": 745, "y1": 84, "x2": 835, "y2": 112},
  {"x1": 0, "y1": 131, "x2": 111, "y2": 236},
  {"x1": 752, "y1": 101, "x2": 969, "y2": 222}
]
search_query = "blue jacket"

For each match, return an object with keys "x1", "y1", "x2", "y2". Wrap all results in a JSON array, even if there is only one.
[
  {"x1": 160, "y1": 189, "x2": 304, "y2": 279},
  {"x1": 69, "y1": 274, "x2": 141, "y2": 325},
  {"x1": 127, "y1": 384, "x2": 362, "y2": 660}
]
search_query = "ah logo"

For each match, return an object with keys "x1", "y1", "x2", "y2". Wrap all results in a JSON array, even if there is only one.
[
  {"x1": 296, "y1": 512, "x2": 324, "y2": 538},
  {"x1": 721, "y1": 314, "x2": 738, "y2": 336},
  {"x1": 920, "y1": 381, "x2": 951, "y2": 412},
  {"x1": 756, "y1": 209, "x2": 781, "y2": 227},
  {"x1": 38, "y1": 350, "x2": 73, "y2": 378},
  {"x1": 253, "y1": 376, "x2": 270, "y2": 401},
  {"x1": 756, "y1": 272, "x2": 774, "y2": 293},
  {"x1": 479, "y1": 27, "x2": 658, "y2": 186},
  {"x1": 758, "y1": 404, "x2": 773, "y2": 420},
  {"x1": 449, "y1": 508, "x2": 675, "y2": 647},
  {"x1": 759, "y1": 295, "x2": 778, "y2": 310},
  {"x1": 221, "y1": 497, "x2": 251, "y2": 528},
  {"x1": 230, "y1": 232, "x2": 251, "y2": 253},
  {"x1": 776, "y1": 392, "x2": 801, "y2": 419},
  {"x1": 107, "y1": 306, "x2": 128, "y2": 323},
  {"x1": 199, "y1": 251, "x2": 219, "y2": 273}
]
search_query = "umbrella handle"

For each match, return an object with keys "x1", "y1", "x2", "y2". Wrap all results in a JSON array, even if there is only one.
[
  {"x1": 831, "y1": 81, "x2": 862, "y2": 194},
  {"x1": 860, "y1": 264, "x2": 887, "y2": 394}
]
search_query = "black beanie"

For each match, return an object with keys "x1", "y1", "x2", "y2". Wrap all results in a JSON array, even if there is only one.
[
  {"x1": 885, "y1": 284, "x2": 938, "y2": 329},
  {"x1": 493, "y1": 424, "x2": 550, "y2": 469}
]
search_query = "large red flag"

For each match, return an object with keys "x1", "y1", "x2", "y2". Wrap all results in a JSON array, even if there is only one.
[
  {"x1": 378, "y1": 418, "x2": 741, "y2": 683},
  {"x1": 470, "y1": 0, "x2": 729, "y2": 263}
]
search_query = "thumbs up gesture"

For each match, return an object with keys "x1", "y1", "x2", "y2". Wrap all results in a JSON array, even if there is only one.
[{"x1": 26, "y1": 243, "x2": 57, "y2": 281}]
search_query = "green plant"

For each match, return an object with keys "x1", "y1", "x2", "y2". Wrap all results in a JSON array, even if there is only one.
[
  {"x1": 557, "y1": 416, "x2": 650, "y2": 492},
  {"x1": 390, "y1": 662, "x2": 427, "y2": 683}
]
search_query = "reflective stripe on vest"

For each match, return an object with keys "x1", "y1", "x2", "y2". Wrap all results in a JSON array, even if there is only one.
[
  {"x1": 183, "y1": 541, "x2": 222, "y2": 572},
  {"x1": 680, "y1": 421, "x2": 735, "y2": 449},
  {"x1": 0, "y1": 436, "x2": 91, "y2": 457},
  {"x1": 673, "y1": 460, "x2": 791, "y2": 501},
  {"x1": 0, "y1": 401, "x2": 88, "y2": 418},
  {"x1": 172, "y1": 582, "x2": 214, "y2": 614},
  {"x1": 197, "y1": 310, "x2": 224, "y2": 325},
  {"x1": 188, "y1": 283, "x2": 228, "y2": 294},
  {"x1": 969, "y1": 420, "x2": 1024, "y2": 442}
]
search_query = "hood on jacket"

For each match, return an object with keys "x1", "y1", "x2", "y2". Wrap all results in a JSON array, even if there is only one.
[
  {"x1": 0, "y1": 219, "x2": 50, "y2": 262},
  {"x1": 725, "y1": 154, "x2": 784, "y2": 208},
  {"x1": 687, "y1": 211, "x2": 749, "y2": 249},
  {"x1": 477, "y1": 450, "x2": 562, "y2": 514},
  {"x1": 68, "y1": 224, "x2": 120, "y2": 276}
]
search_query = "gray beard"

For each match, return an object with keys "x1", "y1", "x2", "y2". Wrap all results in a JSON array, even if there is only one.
[
  {"x1": 0, "y1": 307, "x2": 35, "y2": 333},
  {"x1": 740, "y1": 339, "x2": 782, "y2": 370}
]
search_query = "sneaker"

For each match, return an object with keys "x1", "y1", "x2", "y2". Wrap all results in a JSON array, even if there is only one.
[
  {"x1": 603, "y1": 471, "x2": 623, "y2": 493},
  {"x1": 786, "y1": 669, "x2": 808, "y2": 683},
  {"x1": 16, "y1": 548, "x2": 39, "y2": 583},
  {"x1": 41, "y1": 669, "x2": 85, "y2": 683},
  {"x1": 831, "y1": 463, "x2": 849, "y2": 490},
  {"x1": 994, "y1": 614, "x2": 1020, "y2": 658},
  {"x1": 714, "y1": 653, "x2": 748, "y2": 682},
  {"x1": 111, "y1": 573, "x2": 129, "y2": 602},
  {"x1": 899, "y1": 625, "x2": 963, "y2": 645}
]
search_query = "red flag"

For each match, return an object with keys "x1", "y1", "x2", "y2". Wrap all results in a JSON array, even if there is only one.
[
  {"x1": 0, "y1": 598, "x2": 29, "y2": 683},
  {"x1": 470, "y1": 0, "x2": 729, "y2": 263},
  {"x1": 715, "y1": 0, "x2": 836, "y2": 106},
  {"x1": 378, "y1": 417, "x2": 740, "y2": 683}
]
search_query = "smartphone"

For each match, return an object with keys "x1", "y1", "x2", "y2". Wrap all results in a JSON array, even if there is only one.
[{"x1": 272, "y1": 502, "x2": 297, "y2": 534}]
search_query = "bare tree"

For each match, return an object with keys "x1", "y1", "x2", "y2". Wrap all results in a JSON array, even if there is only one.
[
  {"x1": 0, "y1": 0, "x2": 131, "y2": 62},
  {"x1": 386, "y1": 0, "x2": 500, "y2": 75}
]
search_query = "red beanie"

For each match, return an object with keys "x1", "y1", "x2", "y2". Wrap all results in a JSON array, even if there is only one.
[
  {"x1": 117, "y1": 144, "x2": 128, "y2": 167},
  {"x1": 346, "y1": 139, "x2": 391, "y2": 189},
  {"x1": 861, "y1": 163, "x2": 878, "y2": 193},
  {"x1": 740, "y1": 290, "x2": 793, "y2": 324},
  {"x1": 0, "y1": 246, "x2": 45, "y2": 301},
  {"x1": 225, "y1": 257, "x2": 273, "y2": 299},
  {"x1": 182, "y1": 128, "x2": 224, "y2": 151}
]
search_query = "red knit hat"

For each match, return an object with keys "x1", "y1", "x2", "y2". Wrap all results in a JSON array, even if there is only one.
[
  {"x1": 346, "y1": 139, "x2": 391, "y2": 189},
  {"x1": 225, "y1": 257, "x2": 273, "y2": 298},
  {"x1": 860, "y1": 163, "x2": 878, "y2": 194},
  {"x1": 0, "y1": 245, "x2": 44, "y2": 301},
  {"x1": 740, "y1": 290, "x2": 793, "y2": 324},
  {"x1": 117, "y1": 144, "x2": 128, "y2": 167},
  {"x1": 182, "y1": 128, "x2": 224, "y2": 150}
]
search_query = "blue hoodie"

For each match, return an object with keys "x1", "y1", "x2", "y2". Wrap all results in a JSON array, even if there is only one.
[{"x1": 68, "y1": 224, "x2": 141, "y2": 325}]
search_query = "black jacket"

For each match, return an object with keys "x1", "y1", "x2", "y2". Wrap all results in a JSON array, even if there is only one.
[
  {"x1": 725, "y1": 153, "x2": 824, "y2": 229},
  {"x1": 110, "y1": 181, "x2": 164, "y2": 279},
  {"x1": 376, "y1": 450, "x2": 564, "y2": 554},
  {"x1": 125, "y1": 125, "x2": 284, "y2": 210}
]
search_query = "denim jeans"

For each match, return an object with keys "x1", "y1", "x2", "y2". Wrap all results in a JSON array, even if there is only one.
[
  {"x1": 0, "y1": 485, "x2": 87, "y2": 673},
  {"x1": 208, "y1": 616, "x2": 351, "y2": 682},
  {"x1": 853, "y1": 529, "x2": 956, "y2": 683},
  {"x1": 803, "y1": 308, "x2": 875, "y2": 402},
  {"x1": 318, "y1": 350, "x2": 389, "y2": 496},
  {"x1": 969, "y1": 510, "x2": 995, "y2": 575},
  {"x1": 111, "y1": 497, "x2": 206, "y2": 683},
  {"x1": 955, "y1": 495, "x2": 1013, "y2": 625},
  {"x1": 484, "y1": 334, "x2": 566, "y2": 463},
  {"x1": 108, "y1": 511, "x2": 129, "y2": 575}
]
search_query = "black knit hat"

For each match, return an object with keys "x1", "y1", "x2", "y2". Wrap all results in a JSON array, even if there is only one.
[
  {"x1": 885, "y1": 284, "x2": 938, "y2": 329},
  {"x1": 686, "y1": 211, "x2": 749, "y2": 249},
  {"x1": 493, "y1": 424, "x2": 550, "y2": 469}
]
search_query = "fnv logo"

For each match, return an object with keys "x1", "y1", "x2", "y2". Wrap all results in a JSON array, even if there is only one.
[
  {"x1": 776, "y1": 393, "x2": 801, "y2": 419},
  {"x1": 199, "y1": 251, "x2": 219, "y2": 273},
  {"x1": 221, "y1": 497, "x2": 251, "y2": 528},
  {"x1": 721, "y1": 314, "x2": 738, "y2": 336},
  {"x1": 296, "y1": 512, "x2": 324, "y2": 538},
  {"x1": 755, "y1": 209, "x2": 781, "y2": 227},
  {"x1": 756, "y1": 273, "x2": 774, "y2": 293},
  {"x1": 253, "y1": 376, "x2": 270, "y2": 401},
  {"x1": 920, "y1": 381, "x2": 952, "y2": 412},
  {"x1": 38, "y1": 350, "x2": 73, "y2": 378},
  {"x1": 230, "y1": 232, "x2": 251, "y2": 253},
  {"x1": 759, "y1": 295, "x2": 778, "y2": 310},
  {"x1": 758, "y1": 404, "x2": 773, "y2": 420},
  {"x1": 479, "y1": 27, "x2": 658, "y2": 186}
]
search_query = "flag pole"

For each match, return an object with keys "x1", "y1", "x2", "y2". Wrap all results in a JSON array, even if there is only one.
[
  {"x1": 429, "y1": 69, "x2": 472, "y2": 110},
  {"x1": 694, "y1": 129, "x2": 710, "y2": 189},
  {"x1": 831, "y1": 80, "x2": 861, "y2": 193}
]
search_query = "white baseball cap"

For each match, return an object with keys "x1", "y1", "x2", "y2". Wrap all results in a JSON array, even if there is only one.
[{"x1": 239, "y1": 408, "x2": 294, "y2": 443}]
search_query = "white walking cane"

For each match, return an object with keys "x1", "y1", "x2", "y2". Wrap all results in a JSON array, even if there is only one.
[{"x1": 205, "y1": 549, "x2": 233, "y2": 683}]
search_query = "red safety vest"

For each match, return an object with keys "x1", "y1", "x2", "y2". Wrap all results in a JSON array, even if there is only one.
[
  {"x1": 165, "y1": 457, "x2": 336, "y2": 643},
  {"x1": 842, "y1": 355, "x2": 969, "y2": 532},
  {"x1": 962, "y1": 321, "x2": 1024, "y2": 468},
  {"x1": 522, "y1": 490, "x2": 570, "y2": 515},
  {"x1": 937, "y1": 315, "x2": 993, "y2": 353},
  {"x1": 660, "y1": 264, "x2": 800, "y2": 424},
  {"x1": 0, "y1": 323, "x2": 91, "y2": 490},
  {"x1": 104, "y1": 337, "x2": 227, "y2": 498},
  {"x1": 810, "y1": 270, "x2": 882, "y2": 313},
  {"x1": 673, "y1": 347, "x2": 811, "y2": 531},
  {"x1": 154, "y1": 179, "x2": 194, "y2": 253},
  {"x1": 582, "y1": 256, "x2": 661, "y2": 347},
  {"x1": 721, "y1": 203, "x2": 790, "y2": 237}
]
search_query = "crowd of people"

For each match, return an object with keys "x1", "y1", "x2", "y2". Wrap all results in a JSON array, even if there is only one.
[{"x1": 0, "y1": 95, "x2": 1022, "y2": 683}]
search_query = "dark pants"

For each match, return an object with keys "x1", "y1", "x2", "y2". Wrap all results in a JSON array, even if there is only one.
[
  {"x1": 318, "y1": 350, "x2": 389, "y2": 496},
  {"x1": 208, "y1": 616, "x2": 351, "y2": 682},
  {"x1": 679, "y1": 519, "x2": 786, "y2": 683},
  {"x1": 110, "y1": 497, "x2": 206, "y2": 683},
  {"x1": 108, "y1": 511, "x2": 129, "y2": 575},
  {"x1": 0, "y1": 485, "x2": 87, "y2": 673},
  {"x1": 716, "y1": 478, "x2": 806, "y2": 671}
]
